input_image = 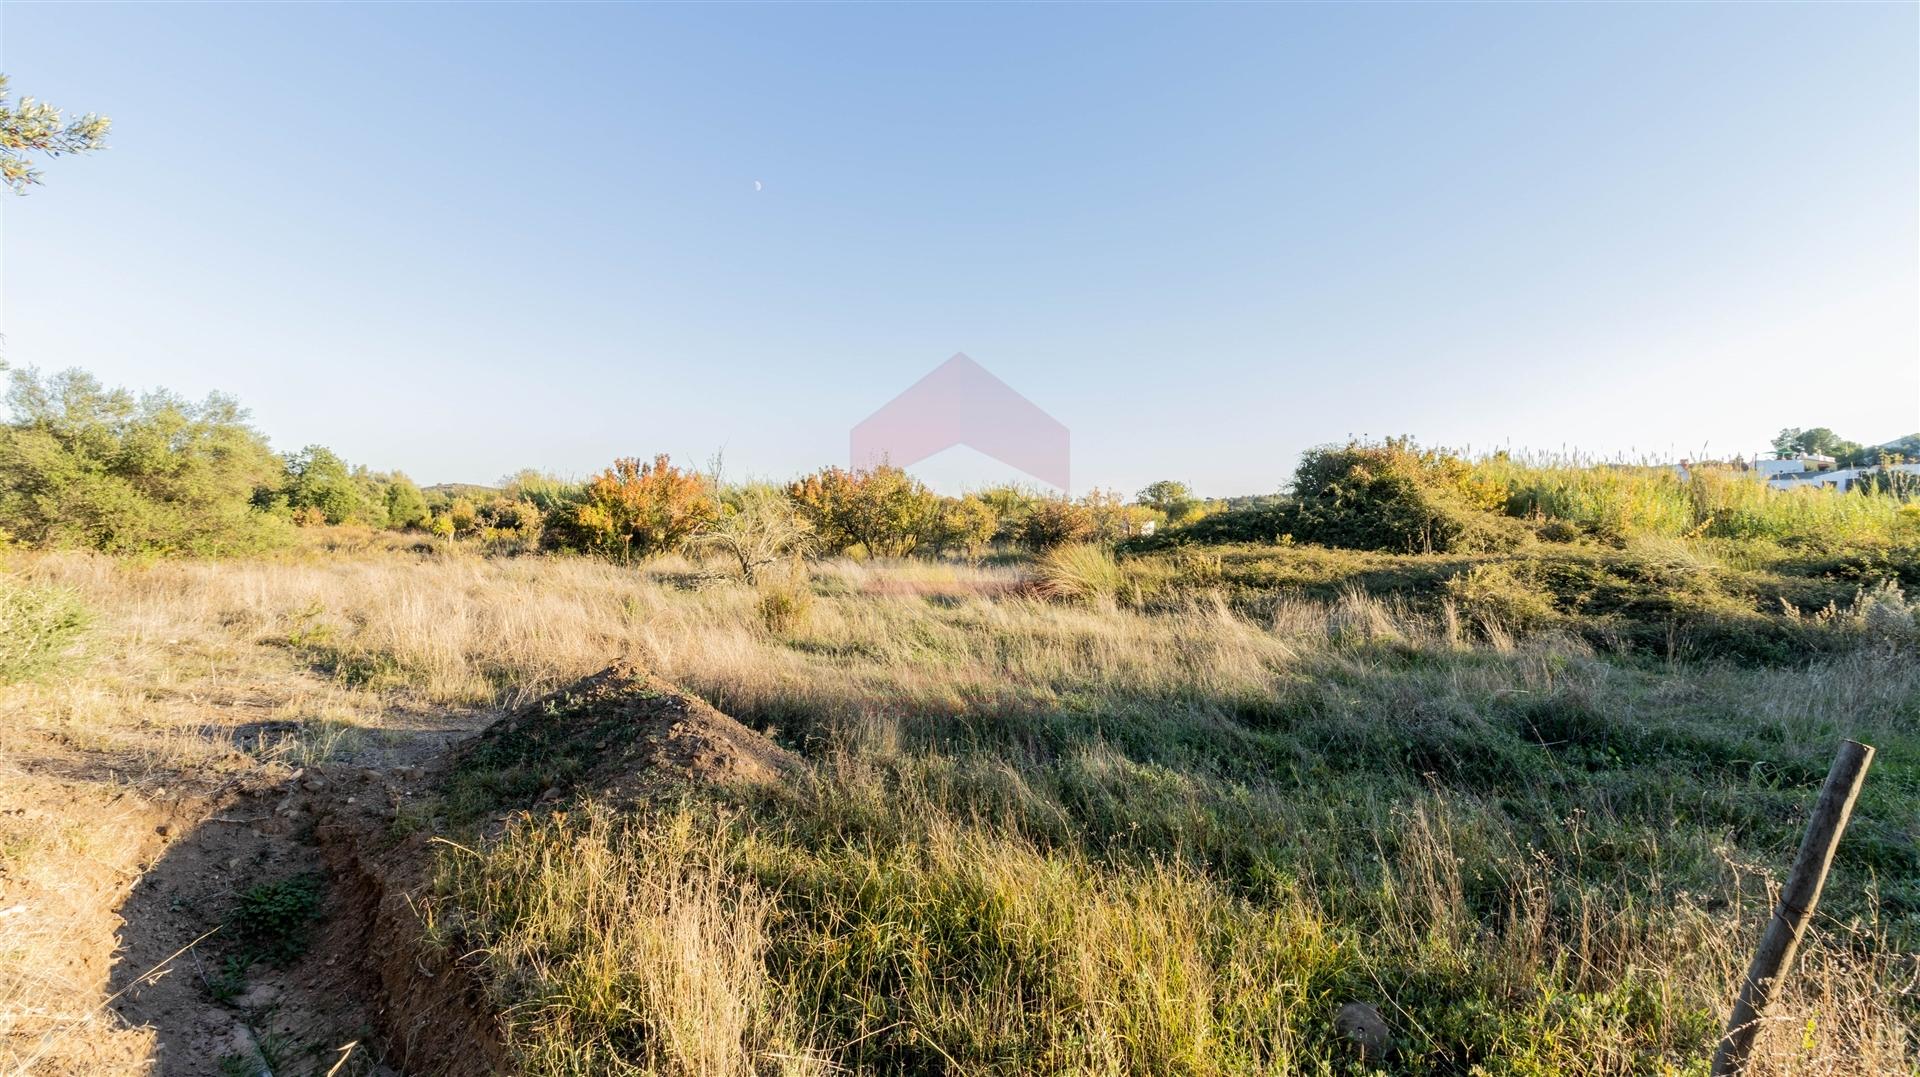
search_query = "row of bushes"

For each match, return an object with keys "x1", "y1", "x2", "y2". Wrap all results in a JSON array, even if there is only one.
[
  {"x1": 0, "y1": 367, "x2": 1198, "y2": 563},
  {"x1": 6, "y1": 367, "x2": 1913, "y2": 564},
  {"x1": 437, "y1": 460, "x2": 1173, "y2": 566}
]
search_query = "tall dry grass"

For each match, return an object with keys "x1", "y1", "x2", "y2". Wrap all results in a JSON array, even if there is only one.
[{"x1": 1, "y1": 545, "x2": 1912, "y2": 1074}]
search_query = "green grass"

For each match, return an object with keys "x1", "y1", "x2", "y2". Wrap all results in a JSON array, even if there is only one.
[{"x1": 1110, "y1": 540, "x2": 1920, "y2": 662}]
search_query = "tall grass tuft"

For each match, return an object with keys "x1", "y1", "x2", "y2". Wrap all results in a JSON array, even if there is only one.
[{"x1": 1035, "y1": 543, "x2": 1128, "y2": 603}]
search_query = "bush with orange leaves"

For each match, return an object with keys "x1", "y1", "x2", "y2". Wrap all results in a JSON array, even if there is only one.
[
  {"x1": 786, "y1": 464, "x2": 938, "y2": 558},
  {"x1": 552, "y1": 454, "x2": 716, "y2": 561}
]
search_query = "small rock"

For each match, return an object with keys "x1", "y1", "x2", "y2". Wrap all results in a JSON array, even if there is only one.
[
  {"x1": 538, "y1": 787, "x2": 564, "y2": 803},
  {"x1": 303, "y1": 778, "x2": 327, "y2": 792},
  {"x1": 1335, "y1": 1001, "x2": 1391, "y2": 1061},
  {"x1": 235, "y1": 983, "x2": 280, "y2": 1009},
  {"x1": 345, "y1": 796, "x2": 356, "y2": 805},
  {"x1": 154, "y1": 823, "x2": 171, "y2": 837}
]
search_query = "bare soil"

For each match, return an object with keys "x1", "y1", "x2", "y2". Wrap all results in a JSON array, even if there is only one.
[
  {"x1": 104, "y1": 708, "x2": 481, "y2": 1077},
  {"x1": 78, "y1": 661, "x2": 798, "y2": 1076}
]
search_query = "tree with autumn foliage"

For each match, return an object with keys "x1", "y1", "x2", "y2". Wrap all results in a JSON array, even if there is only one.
[
  {"x1": 1021, "y1": 497, "x2": 1094, "y2": 551},
  {"x1": 786, "y1": 464, "x2": 938, "y2": 558},
  {"x1": 551, "y1": 454, "x2": 715, "y2": 561}
]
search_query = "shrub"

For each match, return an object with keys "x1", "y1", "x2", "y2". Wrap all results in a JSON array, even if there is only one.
[
  {"x1": 0, "y1": 575, "x2": 88, "y2": 683},
  {"x1": 925, "y1": 495, "x2": 999, "y2": 559},
  {"x1": 698, "y1": 485, "x2": 814, "y2": 583},
  {"x1": 1022, "y1": 499, "x2": 1093, "y2": 551},
  {"x1": 974, "y1": 485, "x2": 1043, "y2": 546},
  {"x1": 787, "y1": 465, "x2": 937, "y2": 558},
  {"x1": 1443, "y1": 562, "x2": 1558, "y2": 635},
  {"x1": 1083, "y1": 488, "x2": 1159, "y2": 542},
  {"x1": 1136, "y1": 502, "x2": 1294, "y2": 549},
  {"x1": 1291, "y1": 439, "x2": 1527, "y2": 554},
  {"x1": 551, "y1": 455, "x2": 716, "y2": 561}
]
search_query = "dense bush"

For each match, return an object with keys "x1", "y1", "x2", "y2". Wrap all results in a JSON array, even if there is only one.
[
  {"x1": 0, "y1": 368, "x2": 291, "y2": 555},
  {"x1": 0, "y1": 573, "x2": 88, "y2": 683},
  {"x1": 922, "y1": 495, "x2": 999, "y2": 559},
  {"x1": 1290, "y1": 439, "x2": 1528, "y2": 554},
  {"x1": 547, "y1": 455, "x2": 715, "y2": 560},
  {"x1": 787, "y1": 465, "x2": 937, "y2": 557},
  {"x1": 1021, "y1": 498, "x2": 1094, "y2": 551},
  {"x1": 1443, "y1": 562, "x2": 1557, "y2": 635}
]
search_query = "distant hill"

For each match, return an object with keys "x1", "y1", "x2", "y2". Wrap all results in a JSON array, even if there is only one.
[{"x1": 1875, "y1": 434, "x2": 1920, "y2": 459}]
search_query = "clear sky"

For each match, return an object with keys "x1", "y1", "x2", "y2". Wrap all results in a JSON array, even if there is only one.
[{"x1": 2, "y1": 3, "x2": 1915, "y2": 496}]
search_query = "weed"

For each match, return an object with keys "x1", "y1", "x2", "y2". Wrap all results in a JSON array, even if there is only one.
[{"x1": 227, "y1": 874, "x2": 324, "y2": 967}]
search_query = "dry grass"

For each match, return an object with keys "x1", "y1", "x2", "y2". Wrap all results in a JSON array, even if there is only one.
[
  {"x1": 0, "y1": 768, "x2": 160, "y2": 1076},
  {"x1": 0, "y1": 544, "x2": 1913, "y2": 1074}
]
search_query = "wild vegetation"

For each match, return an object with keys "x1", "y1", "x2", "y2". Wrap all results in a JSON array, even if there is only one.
[{"x1": 1, "y1": 369, "x2": 1916, "y2": 1075}]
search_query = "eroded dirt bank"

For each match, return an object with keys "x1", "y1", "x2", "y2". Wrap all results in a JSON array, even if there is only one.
[{"x1": 100, "y1": 661, "x2": 793, "y2": 1076}]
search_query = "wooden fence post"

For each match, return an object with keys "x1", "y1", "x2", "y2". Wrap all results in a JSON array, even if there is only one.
[{"x1": 1710, "y1": 739, "x2": 1874, "y2": 1076}]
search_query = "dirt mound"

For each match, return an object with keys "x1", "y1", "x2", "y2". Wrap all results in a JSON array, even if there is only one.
[
  {"x1": 294, "y1": 665, "x2": 801, "y2": 1075},
  {"x1": 449, "y1": 661, "x2": 800, "y2": 813}
]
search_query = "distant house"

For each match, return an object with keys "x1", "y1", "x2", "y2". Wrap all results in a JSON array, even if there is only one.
[{"x1": 1755, "y1": 453, "x2": 1920, "y2": 492}]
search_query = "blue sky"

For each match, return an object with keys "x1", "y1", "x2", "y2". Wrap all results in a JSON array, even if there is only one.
[{"x1": 2, "y1": 3, "x2": 1914, "y2": 495}]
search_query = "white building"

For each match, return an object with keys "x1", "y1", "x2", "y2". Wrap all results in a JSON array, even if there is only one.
[{"x1": 1755, "y1": 453, "x2": 1920, "y2": 492}]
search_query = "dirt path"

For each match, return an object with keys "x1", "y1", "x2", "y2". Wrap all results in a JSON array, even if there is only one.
[{"x1": 102, "y1": 705, "x2": 486, "y2": 1077}]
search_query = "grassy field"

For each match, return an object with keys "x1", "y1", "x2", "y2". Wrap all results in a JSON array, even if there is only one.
[{"x1": 0, "y1": 533, "x2": 1915, "y2": 1075}]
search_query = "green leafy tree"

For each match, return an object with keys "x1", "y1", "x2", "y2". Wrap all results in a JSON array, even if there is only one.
[
  {"x1": 1772, "y1": 428, "x2": 1868, "y2": 466},
  {"x1": 281, "y1": 445, "x2": 377, "y2": 526},
  {"x1": 0, "y1": 367, "x2": 287, "y2": 554},
  {"x1": 1137, "y1": 480, "x2": 1207, "y2": 525},
  {"x1": 0, "y1": 75, "x2": 110, "y2": 194},
  {"x1": 386, "y1": 475, "x2": 431, "y2": 529}
]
